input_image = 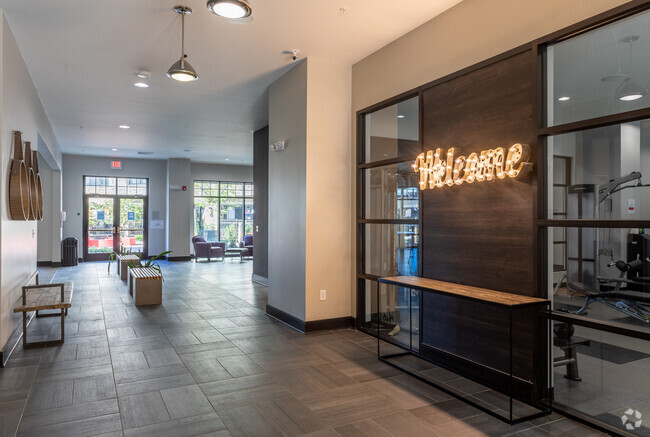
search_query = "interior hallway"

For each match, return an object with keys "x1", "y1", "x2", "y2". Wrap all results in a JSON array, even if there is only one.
[{"x1": 0, "y1": 261, "x2": 604, "y2": 437}]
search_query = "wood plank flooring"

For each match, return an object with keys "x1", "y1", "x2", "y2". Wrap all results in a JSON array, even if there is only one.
[{"x1": 0, "y1": 261, "x2": 606, "y2": 436}]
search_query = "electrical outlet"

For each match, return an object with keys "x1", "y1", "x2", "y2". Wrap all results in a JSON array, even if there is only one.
[{"x1": 320, "y1": 289, "x2": 326, "y2": 301}]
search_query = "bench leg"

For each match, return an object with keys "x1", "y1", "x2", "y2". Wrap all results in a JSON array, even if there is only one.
[{"x1": 22, "y1": 309, "x2": 66, "y2": 349}]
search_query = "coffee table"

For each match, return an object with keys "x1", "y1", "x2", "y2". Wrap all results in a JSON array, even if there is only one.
[{"x1": 224, "y1": 248, "x2": 248, "y2": 263}]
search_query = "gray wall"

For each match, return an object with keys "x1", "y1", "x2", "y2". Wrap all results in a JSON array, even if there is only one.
[
  {"x1": 167, "y1": 158, "x2": 192, "y2": 259},
  {"x1": 253, "y1": 126, "x2": 268, "y2": 280},
  {"x1": 62, "y1": 155, "x2": 168, "y2": 257},
  {"x1": 36, "y1": 154, "x2": 53, "y2": 262},
  {"x1": 1, "y1": 14, "x2": 63, "y2": 350},
  {"x1": 191, "y1": 163, "x2": 252, "y2": 182},
  {"x1": 268, "y1": 60, "x2": 307, "y2": 320}
]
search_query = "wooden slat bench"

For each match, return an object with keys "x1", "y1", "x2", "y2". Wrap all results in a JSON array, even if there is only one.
[
  {"x1": 13, "y1": 278, "x2": 74, "y2": 348},
  {"x1": 116, "y1": 254, "x2": 140, "y2": 280},
  {"x1": 129, "y1": 267, "x2": 162, "y2": 306}
]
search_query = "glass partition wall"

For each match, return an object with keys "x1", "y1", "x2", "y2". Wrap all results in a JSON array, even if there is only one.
[
  {"x1": 542, "y1": 7, "x2": 650, "y2": 435},
  {"x1": 357, "y1": 95, "x2": 421, "y2": 335}
]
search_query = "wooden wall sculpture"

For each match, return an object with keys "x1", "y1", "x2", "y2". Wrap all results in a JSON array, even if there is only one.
[{"x1": 9, "y1": 130, "x2": 44, "y2": 221}]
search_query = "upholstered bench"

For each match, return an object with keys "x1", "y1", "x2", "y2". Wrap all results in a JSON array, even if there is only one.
[{"x1": 129, "y1": 267, "x2": 162, "y2": 306}]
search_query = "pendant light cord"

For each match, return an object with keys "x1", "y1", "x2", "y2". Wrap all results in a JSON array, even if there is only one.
[{"x1": 180, "y1": 8, "x2": 185, "y2": 68}]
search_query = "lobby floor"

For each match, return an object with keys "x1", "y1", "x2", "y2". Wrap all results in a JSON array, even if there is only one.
[{"x1": 0, "y1": 260, "x2": 607, "y2": 437}]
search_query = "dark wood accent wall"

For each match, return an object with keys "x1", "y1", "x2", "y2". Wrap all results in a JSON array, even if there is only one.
[
  {"x1": 421, "y1": 49, "x2": 537, "y2": 296},
  {"x1": 253, "y1": 126, "x2": 269, "y2": 280}
]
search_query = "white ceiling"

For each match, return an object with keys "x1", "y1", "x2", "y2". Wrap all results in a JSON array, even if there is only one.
[{"x1": 0, "y1": 0, "x2": 462, "y2": 165}]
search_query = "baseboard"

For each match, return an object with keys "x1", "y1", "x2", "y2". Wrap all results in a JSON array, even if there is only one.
[
  {"x1": 37, "y1": 261, "x2": 52, "y2": 267},
  {"x1": 305, "y1": 316, "x2": 355, "y2": 333},
  {"x1": 251, "y1": 274, "x2": 268, "y2": 286},
  {"x1": 266, "y1": 305, "x2": 355, "y2": 334},
  {"x1": 168, "y1": 256, "x2": 191, "y2": 262},
  {"x1": 0, "y1": 312, "x2": 35, "y2": 368},
  {"x1": 52, "y1": 262, "x2": 62, "y2": 267},
  {"x1": 266, "y1": 305, "x2": 305, "y2": 332}
]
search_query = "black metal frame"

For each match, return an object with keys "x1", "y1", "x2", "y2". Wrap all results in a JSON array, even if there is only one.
[
  {"x1": 376, "y1": 279, "x2": 552, "y2": 425},
  {"x1": 83, "y1": 175, "x2": 150, "y2": 261},
  {"x1": 355, "y1": 94, "x2": 423, "y2": 335}
]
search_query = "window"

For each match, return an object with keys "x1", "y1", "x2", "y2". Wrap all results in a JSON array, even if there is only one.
[
  {"x1": 357, "y1": 95, "x2": 421, "y2": 334},
  {"x1": 193, "y1": 181, "x2": 253, "y2": 248},
  {"x1": 84, "y1": 177, "x2": 147, "y2": 196},
  {"x1": 541, "y1": 7, "x2": 650, "y2": 432}
]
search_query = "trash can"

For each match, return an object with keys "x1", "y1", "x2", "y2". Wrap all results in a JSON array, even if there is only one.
[{"x1": 62, "y1": 237, "x2": 78, "y2": 266}]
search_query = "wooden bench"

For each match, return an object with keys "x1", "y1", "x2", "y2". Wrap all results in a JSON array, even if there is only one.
[
  {"x1": 116, "y1": 254, "x2": 141, "y2": 280},
  {"x1": 129, "y1": 267, "x2": 162, "y2": 306},
  {"x1": 13, "y1": 273, "x2": 74, "y2": 348}
]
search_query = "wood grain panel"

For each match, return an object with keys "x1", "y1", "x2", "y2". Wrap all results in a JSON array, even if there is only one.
[{"x1": 421, "y1": 49, "x2": 537, "y2": 296}]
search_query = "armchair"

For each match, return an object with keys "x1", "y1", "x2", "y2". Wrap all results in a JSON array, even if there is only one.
[
  {"x1": 239, "y1": 235, "x2": 253, "y2": 258},
  {"x1": 192, "y1": 236, "x2": 225, "y2": 262}
]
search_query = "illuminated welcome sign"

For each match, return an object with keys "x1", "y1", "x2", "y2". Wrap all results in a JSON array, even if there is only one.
[{"x1": 412, "y1": 143, "x2": 532, "y2": 190}]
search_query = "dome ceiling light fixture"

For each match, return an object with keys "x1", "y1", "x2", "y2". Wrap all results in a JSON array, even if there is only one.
[
  {"x1": 167, "y1": 5, "x2": 199, "y2": 82},
  {"x1": 602, "y1": 35, "x2": 647, "y2": 101},
  {"x1": 207, "y1": 0, "x2": 252, "y2": 19}
]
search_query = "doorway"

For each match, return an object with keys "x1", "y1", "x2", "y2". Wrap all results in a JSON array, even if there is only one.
[{"x1": 83, "y1": 176, "x2": 148, "y2": 261}]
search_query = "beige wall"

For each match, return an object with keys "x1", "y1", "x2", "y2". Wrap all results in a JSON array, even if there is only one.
[
  {"x1": 1, "y1": 12, "x2": 63, "y2": 349},
  {"x1": 305, "y1": 58, "x2": 352, "y2": 321},
  {"x1": 350, "y1": 0, "x2": 633, "y2": 315}
]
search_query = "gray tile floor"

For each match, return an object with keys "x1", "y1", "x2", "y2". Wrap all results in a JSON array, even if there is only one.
[{"x1": 0, "y1": 260, "x2": 607, "y2": 437}]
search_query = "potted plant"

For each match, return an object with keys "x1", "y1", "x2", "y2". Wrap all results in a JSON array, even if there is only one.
[{"x1": 108, "y1": 245, "x2": 134, "y2": 274}]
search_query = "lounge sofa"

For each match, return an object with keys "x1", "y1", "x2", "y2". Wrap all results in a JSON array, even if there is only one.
[
  {"x1": 192, "y1": 236, "x2": 225, "y2": 262},
  {"x1": 239, "y1": 235, "x2": 253, "y2": 258}
]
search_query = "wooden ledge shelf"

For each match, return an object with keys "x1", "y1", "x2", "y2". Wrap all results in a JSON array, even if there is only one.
[
  {"x1": 375, "y1": 275, "x2": 551, "y2": 425},
  {"x1": 378, "y1": 276, "x2": 548, "y2": 308}
]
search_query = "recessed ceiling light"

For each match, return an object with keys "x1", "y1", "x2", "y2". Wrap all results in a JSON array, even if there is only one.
[
  {"x1": 225, "y1": 158, "x2": 230, "y2": 161},
  {"x1": 119, "y1": 125, "x2": 130, "y2": 129},
  {"x1": 112, "y1": 148, "x2": 118, "y2": 151},
  {"x1": 207, "y1": 0, "x2": 252, "y2": 19},
  {"x1": 134, "y1": 82, "x2": 149, "y2": 88},
  {"x1": 136, "y1": 70, "x2": 151, "y2": 79},
  {"x1": 558, "y1": 96, "x2": 570, "y2": 101},
  {"x1": 397, "y1": 115, "x2": 405, "y2": 119}
]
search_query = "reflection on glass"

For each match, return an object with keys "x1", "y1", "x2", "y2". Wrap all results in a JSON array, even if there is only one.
[
  {"x1": 547, "y1": 120, "x2": 650, "y2": 220},
  {"x1": 546, "y1": 9, "x2": 650, "y2": 126},
  {"x1": 552, "y1": 327, "x2": 650, "y2": 435},
  {"x1": 375, "y1": 283, "x2": 420, "y2": 353},
  {"x1": 551, "y1": 226, "x2": 650, "y2": 329},
  {"x1": 364, "y1": 224, "x2": 418, "y2": 277},
  {"x1": 364, "y1": 96, "x2": 420, "y2": 163},
  {"x1": 364, "y1": 162, "x2": 419, "y2": 220}
]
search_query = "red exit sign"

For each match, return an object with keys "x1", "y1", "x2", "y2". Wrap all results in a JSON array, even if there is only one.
[{"x1": 110, "y1": 160, "x2": 122, "y2": 170}]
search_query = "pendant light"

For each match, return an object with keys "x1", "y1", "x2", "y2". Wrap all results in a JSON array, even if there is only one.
[
  {"x1": 167, "y1": 5, "x2": 198, "y2": 82},
  {"x1": 207, "y1": 0, "x2": 252, "y2": 19},
  {"x1": 615, "y1": 35, "x2": 646, "y2": 101}
]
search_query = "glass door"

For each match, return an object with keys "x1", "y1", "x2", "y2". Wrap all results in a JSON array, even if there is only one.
[
  {"x1": 119, "y1": 198, "x2": 145, "y2": 255},
  {"x1": 220, "y1": 198, "x2": 243, "y2": 248},
  {"x1": 86, "y1": 197, "x2": 116, "y2": 261}
]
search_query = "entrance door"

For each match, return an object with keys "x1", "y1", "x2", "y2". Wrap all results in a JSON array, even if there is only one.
[
  {"x1": 83, "y1": 176, "x2": 148, "y2": 261},
  {"x1": 86, "y1": 197, "x2": 115, "y2": 261},
  {"x1": 118, "y1": 198, "x2": 145, "y2": 255}
]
